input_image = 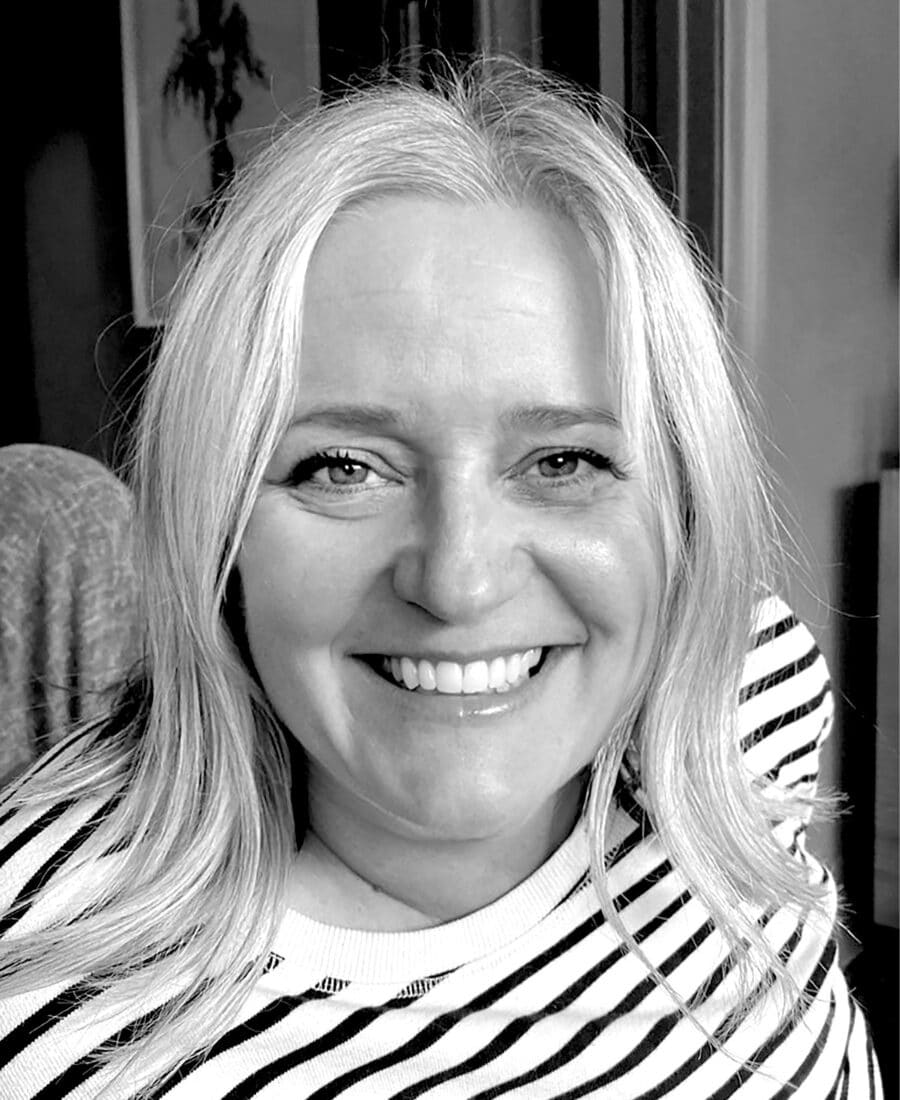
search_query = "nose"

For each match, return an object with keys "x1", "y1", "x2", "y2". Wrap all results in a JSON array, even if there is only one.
[{"x1": 392, "y1": 474, "x2": 526, "y2": 624}]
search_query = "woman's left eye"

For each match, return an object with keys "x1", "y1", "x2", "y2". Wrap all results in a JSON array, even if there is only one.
[{"x1": 528, "y1": 448, "x2": 619, "y2": 482}]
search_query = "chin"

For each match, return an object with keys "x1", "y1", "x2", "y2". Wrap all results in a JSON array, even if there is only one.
[{"x1": 370, "y1": 770, "x2": 563, "y2": 844}]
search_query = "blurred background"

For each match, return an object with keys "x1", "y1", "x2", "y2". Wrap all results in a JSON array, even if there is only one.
[{"x1": 7, "y1": 0, "x2": 898, "y2": 1087}]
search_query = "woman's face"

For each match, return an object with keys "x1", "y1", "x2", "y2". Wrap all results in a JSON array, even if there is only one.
[{"x1": 239, "y1": 198, "x2": 661, "y2": 843}]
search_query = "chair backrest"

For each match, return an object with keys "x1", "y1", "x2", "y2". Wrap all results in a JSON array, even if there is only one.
[{"x1": 0, "y1": 445, "x2": 140, "y2": 785}]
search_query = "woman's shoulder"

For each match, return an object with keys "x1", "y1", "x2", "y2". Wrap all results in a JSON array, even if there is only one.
[
  {"x1": 738, "y1": 595, "x2": 833, "y2": 791},
  {"x1": 0, "y1": 795, "x2": 116, "y2": 940}
]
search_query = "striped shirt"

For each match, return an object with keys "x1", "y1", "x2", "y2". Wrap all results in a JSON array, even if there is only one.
[{"x1": 0, "y1": 597, "x2": 883, "y2": 1098}]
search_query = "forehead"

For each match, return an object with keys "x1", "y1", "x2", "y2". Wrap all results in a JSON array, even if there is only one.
[{"x1": 297, "y1": 198, "x2": 614, "y2": 420}]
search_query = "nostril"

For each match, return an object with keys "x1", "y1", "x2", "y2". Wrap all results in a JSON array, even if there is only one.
[{"x1": 390, "y1": 533, "x2": 524, "y2": 626}]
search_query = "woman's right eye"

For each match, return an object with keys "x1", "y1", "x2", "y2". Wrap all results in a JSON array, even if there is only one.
[{"x1": 286, "y1": 451, "x2": 388, "y2": 492}]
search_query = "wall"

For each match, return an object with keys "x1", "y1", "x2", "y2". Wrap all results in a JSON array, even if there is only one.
[
  {"x1": 723, "y1": 0, "x2": 898, "y2": 927},
  {"x1": 14, "y1": 2, "x2": 152, "y2": 462}
]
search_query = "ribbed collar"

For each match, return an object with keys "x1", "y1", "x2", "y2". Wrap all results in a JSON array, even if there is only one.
[{"x1": 272, "y1": 804, "x2": 636, "y2": 984}]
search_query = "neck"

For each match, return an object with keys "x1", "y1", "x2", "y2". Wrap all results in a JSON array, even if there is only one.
[{"x1": 287, "y1": 771, "x2": 586, "y2": 931}]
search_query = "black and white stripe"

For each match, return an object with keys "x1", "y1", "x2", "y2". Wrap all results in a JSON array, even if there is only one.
[{"x1": 0, "y1": 597, "x2": 881, "y2": 1098}]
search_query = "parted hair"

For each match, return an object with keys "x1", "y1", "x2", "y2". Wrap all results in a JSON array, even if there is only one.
[{"x1": 0, "y1": 58, "x2": 829, "y2": 1093}]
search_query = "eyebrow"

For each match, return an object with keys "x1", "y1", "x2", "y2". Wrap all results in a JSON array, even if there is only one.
[
  {"x1": 502, "y1": 404, "x2": 621, "y2": 431},
  {"x1": 287, "y1": 403, "x2": 621, "y2": 433},
  {"x1": 288, "y1": 405, "x2": 404, "y2": 431}
]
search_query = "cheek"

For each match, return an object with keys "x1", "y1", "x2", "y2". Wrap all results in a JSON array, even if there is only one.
[
  {"x1": 238, "y1": 503, "x2": 383, "y2": 652},
  {"x1": 540, "y1": 506, "x2": 663, "y2": 632},
  {"x1": 540, "y1": 507, "x2": 663, "y2": 712}
]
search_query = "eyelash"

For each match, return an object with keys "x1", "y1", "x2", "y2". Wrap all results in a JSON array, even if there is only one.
[
  {"x1": 285, "y1": 446, "x2": 626, "y2": 493},
  {"x1": 287, "y1": 450, "x2": 377, "y2": 490},
  {"x1": 530, "y1": 447, "x2": 625, "y2": 483}
]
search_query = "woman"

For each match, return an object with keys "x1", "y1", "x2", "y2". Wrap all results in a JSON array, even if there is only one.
[{"x1": 0, "y1": 61, "x2": 881, "y2": 1097}]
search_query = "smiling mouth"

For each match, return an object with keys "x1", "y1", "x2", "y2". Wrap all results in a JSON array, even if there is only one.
[{"x1": 358, "y1": 647, "x2": 551, "y2": 695}]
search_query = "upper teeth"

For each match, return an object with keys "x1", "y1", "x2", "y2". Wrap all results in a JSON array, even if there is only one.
[{"x1": 383, "y1": 649, "x2": 543, "y2": 694}]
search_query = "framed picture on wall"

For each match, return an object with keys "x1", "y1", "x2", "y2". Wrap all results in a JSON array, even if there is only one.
[{"x1": 120, "y1": 0, "x2": 320, "y2": 327}]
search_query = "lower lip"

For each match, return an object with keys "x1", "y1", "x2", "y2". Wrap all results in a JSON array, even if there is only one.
[{"x1": 349, "y1": 648, "x2": 564, "y2": 721}]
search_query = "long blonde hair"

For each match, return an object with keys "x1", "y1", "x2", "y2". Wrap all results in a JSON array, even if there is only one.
[{"x1": 0, "y1": 59, "x2": 828, "y2": 1092}]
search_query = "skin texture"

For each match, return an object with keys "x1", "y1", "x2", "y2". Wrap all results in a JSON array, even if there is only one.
[{"x1": 238, "y1": 198, "x2": 662, "y2": 928}]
